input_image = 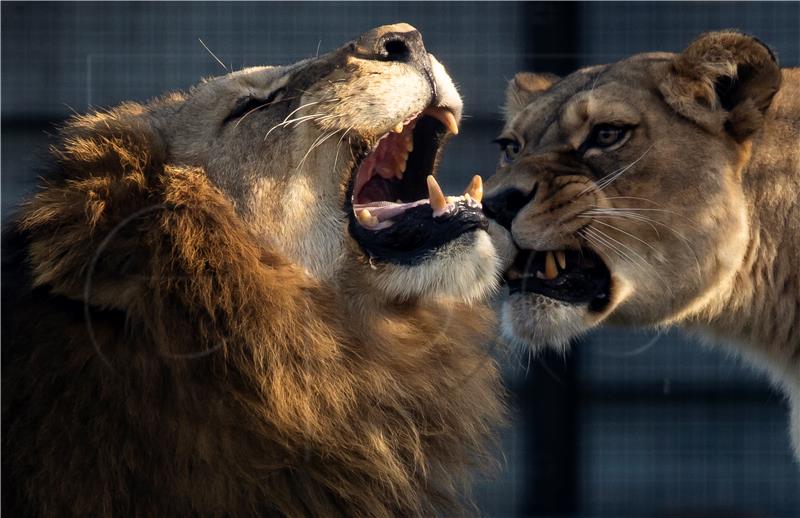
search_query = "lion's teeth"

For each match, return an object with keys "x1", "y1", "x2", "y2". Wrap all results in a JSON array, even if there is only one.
[
  {"x1": 424, "y1": 107, "x2": 459, "y2": 135},
  {"x1": 427, "y1": 175, "x2": 447, "y2": 215},
  {"x1": 406, "y1": 138, "x2": 414, "y2": 152},
  {"x1": 555, "y1": 250, "x2": 566, "y2": 270},
  {"x1": 356, "y1": 209, "x2": 378, "y2": 227},
  {"x1": 544, "y1": 251, "x2": 558, "y2": 280},
  {"x1": 393, "y1": 122, "x2": 404, "y2": 133},
  {"x1": 464, "y1": 175, "x2": 483, "y2": 203}
]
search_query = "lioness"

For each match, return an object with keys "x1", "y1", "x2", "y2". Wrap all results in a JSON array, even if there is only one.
[
  {"x1": 2, "y1": 25, "x2": 503, "y2": 516},
  {"x1": 483, "y1": 31, "x2": 800, "y2": 457}
]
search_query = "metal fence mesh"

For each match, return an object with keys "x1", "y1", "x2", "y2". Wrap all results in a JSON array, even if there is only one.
[{"x1": 3, "y1": 2, "x2": 799, "y2": 516}]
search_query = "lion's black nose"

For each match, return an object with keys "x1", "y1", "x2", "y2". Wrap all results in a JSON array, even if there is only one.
[
  {"x1": 354, "y1": 23, "x2": 427, "y2": 64},
  {"x1": 483, "y1": 186, "x2": 537, "y2": 230}
]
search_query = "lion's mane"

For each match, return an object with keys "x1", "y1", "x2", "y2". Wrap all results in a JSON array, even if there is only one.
[{"x1": 2, "y1": 106, "x2": 504, "y2": 517}]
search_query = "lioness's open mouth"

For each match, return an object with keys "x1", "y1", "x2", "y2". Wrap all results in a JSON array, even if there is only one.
[
  {"x1": 347, "y1": 107, "x2": 488, "y2": 264},
  {"x1": 505, "y1": 248, "x2": 611, "y2": 311}
]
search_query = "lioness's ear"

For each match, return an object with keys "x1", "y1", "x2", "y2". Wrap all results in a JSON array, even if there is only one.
[
  {"x1": 505, "y1": 72, "x2": 559, "y2": 120},
  {"x1": 660, "y1": 30, "x2": 781, "y2": 140}
]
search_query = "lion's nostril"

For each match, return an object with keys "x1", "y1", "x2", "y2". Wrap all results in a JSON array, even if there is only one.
[
  {"x1": 383, "y1": 38, "x2": 411, "y2": 61},
  {"x1": 483, "y1": 185, "x2": 537, "y2": 230}
]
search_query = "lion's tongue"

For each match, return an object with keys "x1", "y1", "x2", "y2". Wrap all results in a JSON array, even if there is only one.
[{"x1": 353, "y1": 175, "x2": 484, "y2": 229}]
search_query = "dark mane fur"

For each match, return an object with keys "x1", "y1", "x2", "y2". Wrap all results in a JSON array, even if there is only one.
[{"x1": 2, "y1": 105, "x2": 504, "y2": 517}]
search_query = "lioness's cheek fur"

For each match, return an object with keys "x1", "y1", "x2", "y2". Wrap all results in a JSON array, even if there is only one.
[
  {"x1": 2, "y1": 25, "x2": 505, "y2": 517},
  {"x1": 485, "y1": 31, "x2": 800, "y2": 458}
]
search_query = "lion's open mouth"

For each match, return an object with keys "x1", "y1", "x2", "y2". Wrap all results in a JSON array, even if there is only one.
[
  {"x1": 505, "y1": 248, "x2": 611, "y2": 311},
  {"x1": 347, "y1": 107, "x2": 488, "y2": 264}
]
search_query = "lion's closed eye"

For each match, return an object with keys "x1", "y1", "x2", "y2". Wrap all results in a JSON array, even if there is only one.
[{"x1": 223, "y1": 89, "x2": 285, "y2": 124}]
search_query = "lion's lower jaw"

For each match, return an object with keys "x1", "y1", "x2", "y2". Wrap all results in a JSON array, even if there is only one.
[{"x1": 373, "y1": 230, "x2": 501, "y2": 303}]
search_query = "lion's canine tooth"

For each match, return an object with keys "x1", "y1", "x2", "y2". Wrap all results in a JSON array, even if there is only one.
[
  {"x1": 424, "y1": 107, "x2": 459, "y2": 135},
  {"x1": 406, "y1": 138, "x2": 414, "y2": 152},
  {"x1": 393, "y1": 122, "x2": 404, "y2": 133},
  {"x1": 464, "y1": 175, "x2": 483, "y2": 202},
  {"x1": 555, "y1": 250, "x2": 566, "y2": 270},
  {"x1": 427, "y1": 175, "x2": 447, "y2": 214},
  {"x1": 544, "y1": 251, "x2": 558, "y2": 280},
  {"x1": 356, "y1": 209, "x2": 378, "y2": 227}
]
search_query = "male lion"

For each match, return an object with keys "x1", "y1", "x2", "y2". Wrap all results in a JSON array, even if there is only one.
[
  {"x1": 2, "y1": 24, "x2": 504, "y2": 516},
  {"x1": 483, "y1": 31, "x2": 800, "y2": 457}
]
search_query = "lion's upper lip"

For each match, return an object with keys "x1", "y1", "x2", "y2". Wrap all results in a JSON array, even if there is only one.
[{"x1": 349, "y1": 104, "x2": 470, "y2": 224}]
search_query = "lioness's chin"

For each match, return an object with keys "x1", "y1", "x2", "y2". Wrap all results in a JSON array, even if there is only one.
[
  {"x1": 374, "y1": 230, "x2": 500, "y2": 303},
  {"x1": 500, "y1": 293, "x2": 590, "y2": 351}
]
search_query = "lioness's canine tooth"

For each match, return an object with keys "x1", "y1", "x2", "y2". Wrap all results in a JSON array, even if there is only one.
[
  {"x1": 427, "y1": 175, "x2": 447, "y2": 214},
  {"x1": 393, "y1": 122, "x2": 404, "y2": 133},
  {"x1": 464, "y1": 175, "x2": 483, "y2": 202},
  {"x1": 544, "y1": 251, "x2": 558, "y2": 280},
  {"x1": 406, "y1": 138, "x2": 414, "y2": 152},
  {"x1": 555, "y1": 250, "x2": 566, "y2": 270}
]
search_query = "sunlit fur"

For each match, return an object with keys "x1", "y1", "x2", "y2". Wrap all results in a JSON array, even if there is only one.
[
  {"x1": 2, "y1": 25, "x2": 504, "y2": 516},
  {"x1": 485, "y1": 31, "x2": 800, "y2": 457}
]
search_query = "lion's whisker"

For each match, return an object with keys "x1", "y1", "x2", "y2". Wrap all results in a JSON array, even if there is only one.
[
  {"x1": 264, "y1": 113, "x2": 326, "y2": 141},
  {"x1": 332, "y1": 125, "x2": 355, "y2": 177}
]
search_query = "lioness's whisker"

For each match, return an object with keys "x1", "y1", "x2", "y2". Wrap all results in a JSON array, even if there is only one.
[
  {"x1": 589, "y1": 218, "x2": 661, "y2": 255},
  {"x1": 585, "y1": 226, "x2": 673, "y2": 295},
  {"x1": 582, "y1": 209, "x2": 702, "y2": 280},
  {"x1": 579, "y1": 145, "x2": 653, "y2": 196},
  {"x1": 582, "y1": 210, "x2": 661, "y2": 237}
]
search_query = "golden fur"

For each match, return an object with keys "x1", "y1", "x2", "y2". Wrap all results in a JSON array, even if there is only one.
[
  {"x1": 2, "y1": 25, "x2": 504, "y2": 516},
  {"x1": 484, "y1": 31, "x2": 800, "y2": 456}
]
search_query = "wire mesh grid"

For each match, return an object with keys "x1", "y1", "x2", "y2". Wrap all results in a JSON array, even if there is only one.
[{"x1": 2, "y1": 2, "x2": 799, "y2": 517}]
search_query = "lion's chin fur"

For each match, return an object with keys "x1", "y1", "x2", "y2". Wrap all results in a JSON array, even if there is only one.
[
  {"x1": 372, "y1": 231, "x2": 501, "y2": 303},
  {"x1": 1, "y1": 103, "x2": 505, "y2": 517}
]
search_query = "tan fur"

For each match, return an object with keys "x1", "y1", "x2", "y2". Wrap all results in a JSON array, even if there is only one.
[
  {"x1": 484, "y1": 31, "x2": 800, "y2": 456},
  {"x1": 2, "y1": 26, "x2": 504, "y2": 516}
]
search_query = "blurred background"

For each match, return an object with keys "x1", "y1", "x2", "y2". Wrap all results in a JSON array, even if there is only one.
[{"x1": 3, "y1": 2, "x2": 799, "y2": 517}]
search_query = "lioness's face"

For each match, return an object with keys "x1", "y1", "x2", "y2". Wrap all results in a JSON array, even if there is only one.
[
  {"x1": 484, "y1": 32, "x2": 781, "y2": 348},
  {"x1": 151, "y1": 24, "x2": 498, "y2": 303}
]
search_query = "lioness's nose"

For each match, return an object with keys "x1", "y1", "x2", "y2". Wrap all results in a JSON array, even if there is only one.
[
  {"x1": 353, "y1": 23, "x2": 428, "y2": 65},
  {"x1": 483, "y1": 186, "x2": 538, "y2": 230}
]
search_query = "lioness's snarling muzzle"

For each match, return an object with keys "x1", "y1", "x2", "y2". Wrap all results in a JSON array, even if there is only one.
[{"x1": 483, "y1": 157, "x2": 613, "y2": 312}]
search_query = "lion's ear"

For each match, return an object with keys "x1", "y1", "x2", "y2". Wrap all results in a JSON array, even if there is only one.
[
  {"x1": 505, "y1": 72, "x2": 559, "y2": 120},
  {"x1": 660, "y1": 30, "x2": 781, "y2": 141}
]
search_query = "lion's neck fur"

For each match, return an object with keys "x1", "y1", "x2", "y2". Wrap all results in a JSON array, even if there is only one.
[{"x1": 687, "y1": 69, "x2": 800, "y2": 395}]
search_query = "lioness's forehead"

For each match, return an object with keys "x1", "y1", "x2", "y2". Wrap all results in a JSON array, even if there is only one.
[{"x1": 510, "y1": 54, "x2": 672, "y2": 143}]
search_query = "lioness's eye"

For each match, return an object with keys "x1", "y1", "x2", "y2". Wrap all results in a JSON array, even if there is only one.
[
  {"x1": 494, "y1": 137, "x2": 522, "y2": 164},
  {"x1": 587, "y1": 124, "x2": 629, "y2": 149}
]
